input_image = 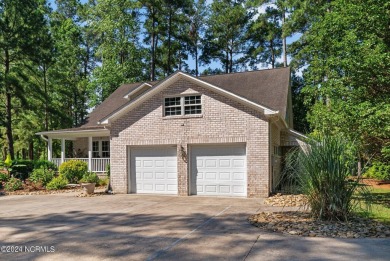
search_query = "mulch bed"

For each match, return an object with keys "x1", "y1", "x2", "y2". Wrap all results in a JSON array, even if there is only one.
[
  {"x1": 254, "y1": 183, "x2": 390, "y2": 239},
  {"x1": 0, "y1": 182, "x2": 109, "y2": 197},
  {"x1": 249, "y1": 211, "x2": 390, "y2": 238}
]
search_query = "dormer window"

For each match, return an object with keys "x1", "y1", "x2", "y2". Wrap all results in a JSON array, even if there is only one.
[{"x1": 164, "y1": 95, "x2": 202, "y2": 116}]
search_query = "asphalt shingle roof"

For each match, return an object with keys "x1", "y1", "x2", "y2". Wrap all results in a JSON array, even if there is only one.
[{"x1": 81, "y1": 67, "x2": 290, "y2": 128}]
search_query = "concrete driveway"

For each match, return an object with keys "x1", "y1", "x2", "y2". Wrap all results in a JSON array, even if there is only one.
[{"x1": 0, "y1": 193, "x2": 389, "y2": 261}]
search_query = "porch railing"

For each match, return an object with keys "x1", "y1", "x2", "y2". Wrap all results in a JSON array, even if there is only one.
[{"x1": 51, "y1": 158, "x2": 109, "y2": 173}]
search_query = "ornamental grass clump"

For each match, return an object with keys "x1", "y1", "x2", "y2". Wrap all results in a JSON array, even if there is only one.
[{"x1": 284, "y1": 135, "x2": 370, "y2": 221}]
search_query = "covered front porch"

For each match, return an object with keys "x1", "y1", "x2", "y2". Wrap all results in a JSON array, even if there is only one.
[{"x1": 37, "y1": 127, "x2": 110, "y2": 173}]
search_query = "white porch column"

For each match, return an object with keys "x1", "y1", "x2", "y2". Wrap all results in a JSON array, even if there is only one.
[
  {"x1": 48, "y1": 137, "x2": 52, "y2": 161},
  {"x1": 61, "y1": 138, "x2": 65, "y2": 164},
  {"x1": 88, "y1": 136, "x2": 92, "y2": 171}
]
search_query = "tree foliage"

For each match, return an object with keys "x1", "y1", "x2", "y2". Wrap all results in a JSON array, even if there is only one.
[
  {"x1": 0, "y1": 0, "x2": 387, "y2": 167},
  {"x1": 293, "y1": 0, "x2": 390, "y2": 160}
]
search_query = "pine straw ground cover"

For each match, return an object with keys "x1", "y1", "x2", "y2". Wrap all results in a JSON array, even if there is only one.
[{"x1": 250, "y1": 192, "x2": 390, "y2": 238}]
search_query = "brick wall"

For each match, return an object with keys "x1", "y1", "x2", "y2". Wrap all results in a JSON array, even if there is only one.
[{"x1": 110, "y1": 78, "x2": 271, "y2": 197}]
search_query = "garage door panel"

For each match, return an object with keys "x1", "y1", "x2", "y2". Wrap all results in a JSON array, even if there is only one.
[
  {"x1": 205, "y1": 172, "x2": 216, "y2": 180},
  {"x1": 191, "y1": 144, "x2": 247, "y2": 197},
  {"x1": 233, "y1": 185, "x2": 245, "y2": 193},
  {"x1": 233, "y1": 172, "x2": 245, "y2": 180},
  {"x1": 155, "y1": 172, "x2": 164, "y2": 179},
  {"x1": 219, "y1": 172, "x2": 230, "y2": 180},
  {"x1": 219, "y1": 185, "x2": 231, "y2": 193},
  {"x1": 130, "y1": 147, "x2": 178, "y2": 194},
  {"x1": 167, "y1": 184, "x2": 177, "y2": 191},
  {"x1": 205, "y1": 159, "x2": 217, "y2": 167},
  {"x1": 219, "y1": 159, "x2": 230, "y2": 167},
  {"x1": 155, "y1": 160, "x2": 164, "y2": 167},
  {"x1": 205, "y1": 185, "x2": 217, "y2": 193}
]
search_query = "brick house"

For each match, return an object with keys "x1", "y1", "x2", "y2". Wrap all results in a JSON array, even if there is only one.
[{"x1": 37, "y1": 68, "x2": 306, "y2": 198}]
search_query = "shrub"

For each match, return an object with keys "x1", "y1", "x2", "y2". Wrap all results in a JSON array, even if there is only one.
[
  {"x1": 9, "y1": 160, "x2": 35, "y2": 180},
  {"x1": 4, "y1": 154, "x2": 12, "y2": 168},
  {"x1": 97, "y1": 177, "x2": 109, "y2": 187},
  {"x1": 59, "y1": 160, "x2": 87, "y2": 183},
  {"x1": 364, "y1": 162, "x2": 390, "y2": 181},
  {"x1": 29, "y1": 168, "x2": 55, "y2": 186},
  {"x1": 106, "y1": 164, "x2": 110, "y2": 177},
  {"x1": 46, "y1": 175, "x2": 68, "y2": 190},
  {"x1": 0, "y1": 173, "x2": 9, "y2": 183},
  {"x1": 33, "y1": 160, "x2": 58, "y2": 171},
  {"x1": 4, "y1": 177, "x2": 23, "y2": 191},
  {"x1": 80, "y1": 172, "x2": 99, "y2": 184},
  {"x1": 11, "y1": 164, "x2": 30, "y2": 181},
  {"x1": 284, "y1": 135, "x2": 370, "y2": 221}
]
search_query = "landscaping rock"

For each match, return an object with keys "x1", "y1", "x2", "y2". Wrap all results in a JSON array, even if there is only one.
[
  {"x1": 264, "y1": 193, "x2": 308, "y2": 207},
  {"x1": 249, "y1": 211, "x2": 390, "y2": 239}
]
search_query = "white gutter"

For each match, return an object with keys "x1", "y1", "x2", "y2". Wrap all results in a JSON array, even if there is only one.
[{"x1": 40, "y1": 134, "x2": 48, "y2": 142}]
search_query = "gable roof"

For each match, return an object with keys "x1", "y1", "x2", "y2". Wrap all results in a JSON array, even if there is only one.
[
  {"x1": 200, "y1": 67, "x2": 290, "y2": 118},
  {"x1": 83, "y1": 67, "x2": 290, "y2": 127}
]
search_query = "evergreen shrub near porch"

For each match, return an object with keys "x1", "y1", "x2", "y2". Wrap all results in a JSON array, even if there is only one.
[
  {"x1": 284, "y1": 135, "x2": 370, "y2": 221},
  {"x1": 59, "y1": 160, "x2": 88, "y2": 183}
]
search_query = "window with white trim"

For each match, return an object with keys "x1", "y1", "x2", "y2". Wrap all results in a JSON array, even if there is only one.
[
  {"x1": 92, "y1": 140, "x2": 110, "y2": 158},
  {"x1": 92, "y1": 141, "x2": 99, "y2": 157},
  {"x1": 102, "y1": 141, "x2": 110, "y2": 157},
  {"x1": 164, "y1": 95, "x2": 201, "y2": 116}
]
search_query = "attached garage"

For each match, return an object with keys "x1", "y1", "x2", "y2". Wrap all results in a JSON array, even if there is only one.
[
  {"x1": 190, "y1": 144, "x2": 247, "y2": 197},
  {"x1": 129, "y1": 146, "x2": 178, "y2": 194}
]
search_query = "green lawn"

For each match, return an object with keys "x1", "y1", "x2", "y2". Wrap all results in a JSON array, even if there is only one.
[
  {"x1": 371, "y1": 188, "x2": 390, "y2": 224},
  {"x1": 361, "y1": 187, "x2": 390, "y2": 224}
]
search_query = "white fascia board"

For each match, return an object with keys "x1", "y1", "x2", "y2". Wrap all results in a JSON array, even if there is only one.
[
  {"x1": 123, "y1": 83, "x2": 152, "y2": 99},
  {"x1": 99, "y1": 71, "x2": 279, "y2": 124},
  {"x1": 36, "y1": 129, "x2": 110, "y2": 139},
  {"x1": 288, "y1": 129, "x2": 308, "y2": 140}
]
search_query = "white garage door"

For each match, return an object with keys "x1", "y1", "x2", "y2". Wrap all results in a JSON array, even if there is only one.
[
  {"x1": 129, "y1": 146, "x2": 177, "y2": 194},
  {"x1": 190, "y1": 144, "x2": 247, "y2": 197}
]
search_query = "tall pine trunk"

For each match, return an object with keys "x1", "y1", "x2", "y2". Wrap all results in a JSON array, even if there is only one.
[
  {"x1": 4, "y1": 49, "x2": 15, "y2": 159},
  {"x1": 43, "y1": 64, "x2": 49, "y2": 131},
  {"x1": 150, "y1": 9, "x2": 157, "y2": 81},
  {"x1": 195, "y1": 45, "x2": 198, "y2": 76},
  {"x1": 167, "y1": 8, "x2": 173, "y2": 75},
  {"x1": 282, "y1": 9, "x2": 287, "y2": 67}
]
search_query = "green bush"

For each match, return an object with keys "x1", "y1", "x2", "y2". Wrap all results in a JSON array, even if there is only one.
[
  {"x1": 46, "y1": 175, "x2": 68, "y2": 190},
  {"x1": 97, "y1": 177, "x2": 109, "y2": 186},
  {"x1": 33, "y1": 160, "x2": 58, "y2": 171},
  {"x1": 284, "y1": 135, "x2": 370, "y2": 221},
  {"x1": 364, "y1": 162, "x2": 390, "y2": 181},
  {"x1": 80, "y1": 172, "x2": 99, "y2": 184},
  {"x1": 106, "y1": 164, "x2": 110, "y2": 177},
  {"x1": 0, "y1": 173, "x2": 9, "y2": 182},
  {"x1": 4, "y1": 177, "x2": 23, "y2": 191},
  {"x1": 29, "y1": 168, "x2": 55, "y2": 186},
  {"x1": 10, "y1": 160, "x2": 35, "y2": 180},
  {"x1": 59, "y1": 160, "x2": 87, "y2": 183},
  {"x1": 11, "y1": 164, "x2": 30, "y2": 180}
]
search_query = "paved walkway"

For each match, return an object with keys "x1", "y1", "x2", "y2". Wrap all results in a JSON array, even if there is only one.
[{"x1": 0, "y1": 193, "x2": 389, "y2": 260}]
